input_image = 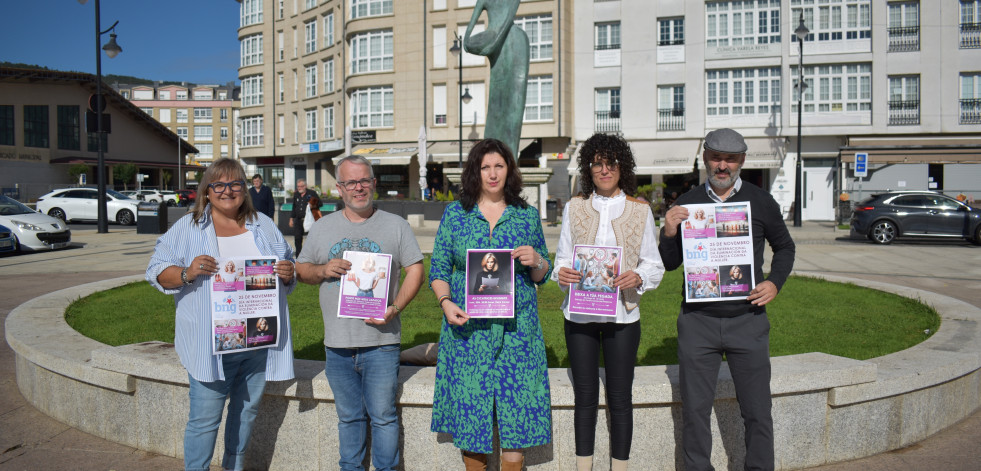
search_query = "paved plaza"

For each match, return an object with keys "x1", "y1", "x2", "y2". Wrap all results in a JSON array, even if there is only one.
[{"x1": 1, "y1": 222, "x2": 979, "y2": 470}]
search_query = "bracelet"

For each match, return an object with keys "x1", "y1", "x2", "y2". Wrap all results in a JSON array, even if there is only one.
[
  {"x1": 390, "y1": 303, "x2": 403, "y2": 315},
  {"x1": 438, "y1": 295, "x2": 451, "y2": 307},
  {"x1": 180, "y1": 266, "x2": 192, "y2": 285}
]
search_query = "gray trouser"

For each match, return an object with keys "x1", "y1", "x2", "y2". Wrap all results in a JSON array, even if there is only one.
[{"x1": 677, "y1": 310, "x2": 773, "y2": 471}]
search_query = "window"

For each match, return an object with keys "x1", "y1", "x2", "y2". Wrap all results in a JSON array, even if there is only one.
[
  {"x1": 176, "y1": 90, "x2": 188, "y2": 100},
  {"x1": 159, "y1": 90, "x2": 171, "y2": 100},
  {"x1": 176, "y1": 127, "x2": 188, "y2": 140},
  {"x1": 194, "y1": 126, "x2": 213, "y2": 140},
  {"x1": 241, "y1": 34, "x2": 264, "y2": 67},
  {"x1": 351, "y1": 0, "x2": 392, "y2": 19},
  {"x1": 434, "y1": 0, "x2": 446, "y2": 10},
  {"x1": 659, "y1": 18, "x2": 684, "y2": 46},
  {"x1": 961, "y1": 73, "x2": 981, "y2": 124},
  {"x1": 888, "y1": 2, "x2": 919, "y2": 51},
  {"x1": 196, "y1": 143, "x2": 213, "y2": 160},
  {"x1": 177, "y1": 109, "x2": 189, "y2": 123},
  {"x1": 194, "y1": 108, "x2": 213, "y2": 122},
  {"x1": 433, "y1": 84, "x2": 447, "y2": 125},
  {"x1": 324, "y1": 105, "x2": 335, "y2": 139},
  {"x1": 304, "y1": 0, "x2": 316, "y2": 10},
  {"x1": 159, "y1": 109, "x2": 171, "y2": 122},
  {"x1": 86, "y1": 131, "x2": 106, "y2": 152},
  {"x1": 241, "y1": 116, "x2": 264, "y2": 147},
  {"x1": 707, "y1": 0, "x2": 781, "y2": 47},
  {"x1": 240, "y1": 0, "x2": 263, "y2": 26},
  {"x1": 242, "y1": 75, "x2": 264, "y2": 107},
  {"x1": 121, "y1": 90, "x2": 130, "y2": 99},
  {"x1": 194, "y1": 89, "x2": 213, "y2": 100},
  {"x1": 221, "y1": 145, "x2": 229, "y2": 159},
  {"x1": 350, "y1": 29, "x2": 394, "y2": 74},
  {"x1": 219, "y1": 91, "x2": 228, "y2": 100},
  {"x1": 133, "y1": 89, "x2": 153, "y2": 100},
  {"x1": 220, "y1": 109, "x2": 228, "y2": 122},
  {"x1": 304, "y1": 20, "x2": 317, "y2": 54},
  {"x1": 595, "y1": 22, "x2": 620, "y2": 50},
  {"x1": 140, "y1": 107, "x2": 153, "y2": 117},
  {"x1": 278, "y1": 74, "x2": 285, "y2": 102},
  {"x1": 0, "y1": 105, "x2": 13, "y2": 146},
  {"x1": 351, "y1": 86, "x2": 394, "y2": 128},
  {"x1": 293, "y1": 112, "x2": 298, "y2": 143},
  {"x1": 594, "y1": 88, "x2": 620, "y2": 133},
  {"x1": 278, "y1": 31, "x2": 285, "y2": 61},
  {"x1": 305, "y1": 65, "x2": 318, "y2": 97},
  {"x1": 304, "y1": 109, "x2": 318, "y2": 142},
  {"x1": 658, "y1": 86, "x2": 685, "y2": 131},
  {"x1": 433, "y1": 26, "x2": 447, "y2": 68},
  {"x1": 961, "y1": 0, "x2": 981, "y2": 48},
  {"x1": 220, "y1": 127, "x2": 229, "y2": 139},
  {"x1": 458, "y1": 0, "x2": 475, "y2": 7},
  {"x1": 515, "y1": 15, "x2": 552, "y2": 60},
  {"x1": 279, "y1": 0, "x2": 284, "y2": 19},
  {"x1": 325, "y1": 13, "x2": 335, "y2": 46},
  {"x1": 524, "y1": 76, "x2": 553, "y2": 122},
  {"x1": 791, "y1": 0, "x2": 870, "y2": 42},
  {"x1": 461, "y1": 82, "x2": 486, "y2": 125},
  {"x1": 293, "y1": 27, "x2": 298, "y2": 58},
  {"x1": 793, "y1": 63, "x2": 870, "y2": 113},
  {"x1": 57, "y1": 105, "x2": 80, "y2": 150},
  {"x1": 707, "y1": 67, "x2": 782, "y2": 117},
  {"x1": 888, "y1": 75, "x2": 919, "y2": 125},
  {"x1": 278, "y1": 115, "x2": 285, "y2": 144},
  {"x1": 324, "y1": 58, "x2": 335, "y2": 92},
  {"x1": 24, "y1": 105, "x2": 49, "y2": 148}
]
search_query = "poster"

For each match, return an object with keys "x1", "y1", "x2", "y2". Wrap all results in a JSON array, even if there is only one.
[
  {"x1": 337, "y1": 251, "x2": 393, "y2": 319},
  {"x1": 568, "y1": 244, "x2": 622, "y2": 317},
  {"x1": 211, "y1": 257, "x2": 280, "y2": 354},
  {"x1": 465, "y1": 249, "x2": 515, "y2": 318},
  {"x1": 680, "y1": 203, "x2": 755, "y2": 303}
]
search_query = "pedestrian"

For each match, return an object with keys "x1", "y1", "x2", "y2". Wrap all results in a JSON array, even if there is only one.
[
  {"x1": 288, "y1": 178, "x2": 318, "y2": 255},
  {"x1": 145, "y1": 158, "x2": 297, "y2": 471},
  {"x1": 249, "y1": 174, "x2": 276, "y2": 220},
  {"x1": 429, "y1": 138, "x2": 553, "y2": 471},
  {"x1": 295, "y1": 155, "x2": 425, "y2": 471},
  {"x1": 551, "y1": 133, "x2": 665, "y2": 471},
  {"x1": 659, "y1": 128, "x2": 796, "y2": 471}
]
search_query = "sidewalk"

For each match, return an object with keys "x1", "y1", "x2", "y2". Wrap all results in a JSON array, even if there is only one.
[{"x1": 1, "y1": 222, "x2": 979, "y2": 470}]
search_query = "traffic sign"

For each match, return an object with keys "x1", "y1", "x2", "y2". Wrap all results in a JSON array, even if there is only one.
[{"x1": 854, "y1": 152, "x2": 868, "y2": 178}]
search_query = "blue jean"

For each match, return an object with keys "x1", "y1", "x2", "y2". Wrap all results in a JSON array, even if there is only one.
[
  {"x1": 184, "y1": 348, "x2": 268, "y2": 471},
  {"x1": 324, "y1": 344, "x2": 401, "y2": 471}
]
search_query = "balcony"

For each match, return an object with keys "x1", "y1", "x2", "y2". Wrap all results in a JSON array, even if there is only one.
[
  {"x1": 594, "y1": 111, "x2": 621, "y2": 133},
  {"x1": 887, "y1": 26, "x2": 919, "y2": 52},
  {"x1": 887, "y1": 100, "x2": 920, "y2": 125},
  {"x1": 961, "y1": 23, "x2": 981, "y2": 48},
  {"x1": 960, "y1": 99, "x2": 981, "y2": 124},
  {"x1": 658, "y1": 108, "x2": 685, "y2": 131}
]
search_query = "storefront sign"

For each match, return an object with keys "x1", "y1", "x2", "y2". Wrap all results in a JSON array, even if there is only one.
[
  {"x1": 704, "y1": 43, "x2": 780, "y2": 60},
  {"x1": 351, "y1": 130, "x2": 376, "y2": 143}
]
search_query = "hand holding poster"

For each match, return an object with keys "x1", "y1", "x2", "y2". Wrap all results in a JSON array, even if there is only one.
[
  {"x1": 211, "y1": 257, "x2": 281, "y2": 354},
  {"x1": 568, "y1": 245, "x2": 622, "y2": 317},
  {"x1": 680, "y1": 203, "x2": 755, "y2": 303},
  {"x1": 465, "y1": 249, "x2": 515, "y2": 318},
  {"x1": 337, "y1": 251, "x2": 393, "y2": 319}
]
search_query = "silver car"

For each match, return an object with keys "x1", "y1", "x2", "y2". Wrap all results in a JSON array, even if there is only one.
[
  {"x1": 0, "y1": 196, "x2": 71, "y2": 251},
  {"x1": 36, "y1": 188, "x2": 140, "y2": 225}
]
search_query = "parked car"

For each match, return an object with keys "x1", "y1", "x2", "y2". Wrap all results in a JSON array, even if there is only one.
[
  {"x1": 133, "y1": 189, "x2": 164, "y2": 203},
  {"x1": 176, "y1": 189, "x2": 197, "y2": 206},
  {"x1": 119, "y1": 190, "x2": 139, "y2": 199},
  {"x1": 0, "y1": 224, "x2": 17, "y2": 254},
  {"x1": 36, "y1": 188, "x2": 140, "y2": 225},
  {"x1": 159, "y1": 190, "x2": 181, "y2": 206},
  {"x1": 0, "y1": 196, "x2": 72, "y2": 251},
  {"x1": 850, "y1": 191, "x2": 981, "y2": 245}
]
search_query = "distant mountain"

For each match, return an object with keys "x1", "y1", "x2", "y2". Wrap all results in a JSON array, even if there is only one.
[{"x1": 1, "y1": 61, "x2": 153, "y2": 86}]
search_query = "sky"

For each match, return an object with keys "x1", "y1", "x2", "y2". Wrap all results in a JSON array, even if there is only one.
[{"x1": 2, "y1": 0, "x2": 242, "y2": 85}]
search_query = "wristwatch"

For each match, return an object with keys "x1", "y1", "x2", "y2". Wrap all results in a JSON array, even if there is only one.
[
  {"x1": 536, "y1": 255, "x2": 546, "y2": 271},
  {"x1": 180, "y1": 266, "x2": 192, "y2": 285}
]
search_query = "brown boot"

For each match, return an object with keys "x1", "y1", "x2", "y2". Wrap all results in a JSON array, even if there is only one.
[
  {"x1": 462, "y1": 451, "x2": 488, "y2": 471},
  {"x1": 501, "y1": 455, "x2": 525, "y2": 471}
]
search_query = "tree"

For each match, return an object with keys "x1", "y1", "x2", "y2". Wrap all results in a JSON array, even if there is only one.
[
  {"x1": 162, "y1": 170, "x2": 173, "y2": 189},
  {"x1": 113, "y1": 163, "x2": 138, "y2": 190},
  {"x1": 67, "y1": 164, "x2": 89, "y2": 185}
]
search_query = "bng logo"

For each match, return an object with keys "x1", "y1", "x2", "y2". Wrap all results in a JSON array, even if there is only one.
[
  {"x1": 685, "y1": 242, "x2": 709, "y2": 262},
  {"x1": 214, "y1": 296, "x2": 237, "y2": 314}
]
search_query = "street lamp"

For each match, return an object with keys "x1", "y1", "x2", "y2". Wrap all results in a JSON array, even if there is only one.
[
  {"x1": 79, "y1": 0, "x2": 122, "y2": 233},
  {"x1": 450, "y1": 33, "x2": 473, "y2": 165},
  {"x1": 793, "y1": 12, "x2": 808, "y2": 228}
]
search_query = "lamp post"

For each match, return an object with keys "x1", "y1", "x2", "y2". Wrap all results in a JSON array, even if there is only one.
[
  {"x1": 450, "y1": 32, "x2": 473, "y2": 165},
  {"x1": 80, "y1": 0, "x2": 122, "y2": 233},
  {"x1": 793, "y1": 12, "x2": 808, "y2": 228}
]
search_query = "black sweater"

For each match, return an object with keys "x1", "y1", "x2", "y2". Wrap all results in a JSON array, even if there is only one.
[{"x1": 659, "y1": 182, "x2": 796, "y2": 318}]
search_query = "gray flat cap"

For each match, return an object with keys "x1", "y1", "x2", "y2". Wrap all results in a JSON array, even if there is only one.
[{"x1": 704, "y1": 128, "x2": 747, "y2": 154}]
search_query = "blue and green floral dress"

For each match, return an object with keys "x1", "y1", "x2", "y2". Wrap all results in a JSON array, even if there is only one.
[{"x1": 429, "y1": 201, "x2": 553, "y2": 454}]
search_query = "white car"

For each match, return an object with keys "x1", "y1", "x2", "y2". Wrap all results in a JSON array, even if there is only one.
[
  {"x1": 133, "y1": 189, "x2": 164, "y2": 203},
  {"x1": 36, "y1": 188, "x2": 140, "y2": 225},
  {"x1": 0, "y1": 195, "x2": 72, "y2": 251},
  {"x1": 159, "y1": 190, "x2": 181, "y2": 206}
]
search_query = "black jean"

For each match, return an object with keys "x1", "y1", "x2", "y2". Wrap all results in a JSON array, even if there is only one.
[
  {"x1": 293, "y1": 221, "x2": 304, "y2": 256},
  {"x1": 564, "y1": 319, "x2": 641, "y2": 461}
]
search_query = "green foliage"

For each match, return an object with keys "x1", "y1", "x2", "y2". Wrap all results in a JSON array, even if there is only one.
[
  {"x1": 67, "y1": 164, "x2": 89, "y2": 182},
  {"x1": 162, "y1": 170, "x2": 173, "y2": 187},
  {"x1": 434, "y1": 189, "x2": 456, "y2": 201},
  {"x1": 636, "y1": 182, "x2": 668, "y2": 215},
  {"x1": 112, "y1": 163, "x2": 138, "y2": 190}
]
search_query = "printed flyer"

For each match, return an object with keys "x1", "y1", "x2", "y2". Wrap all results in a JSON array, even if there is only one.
[
  {"x1": 337, "y1": 251, "x2": 392, "y2": 319},
  {"x1": 568, "y1": 244, "x2": 622, "y2": 317},
  {"x1": 680, "y1": 203, "x2": 755, "y2": 303},
  {"x1": 465, "y1": 249, "x2": 515, "y2": 318},
  {"x1": 211, "y1": 257, "x2": 280, "y2": 354}
]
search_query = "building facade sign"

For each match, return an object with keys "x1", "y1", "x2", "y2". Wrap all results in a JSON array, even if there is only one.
[{"x1": 704, "y1": 43, "x2": 780, "y2": 60}]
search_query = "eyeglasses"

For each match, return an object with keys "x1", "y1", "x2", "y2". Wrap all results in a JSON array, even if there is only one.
[
  {"x1": 208, "y1": 180, "x2": 246, "y2": 193},
  {"x1": 590, "y1": 160, "x2": 619, "y2": 172},
  {"x1": 338, "y1": 178, "x2": 374, "y2": 191}
]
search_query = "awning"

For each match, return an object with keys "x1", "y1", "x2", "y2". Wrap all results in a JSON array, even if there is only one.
[
  {"x1": 49, "y1": 156, "x2": 206, "y2": 170},
  {"x1": 741, "y1": 137, "x2": 786, "y2": 169},
  {"x1": 427, "y1": 139, "x2": 535, "y2": 163},
  {"x1": 841, "y1": 136, "x2": 981, "y2": 164},
  {"x1": 334, "y1": 143, "x2": 420, "y2": 166},
  {"x1": 600, "y1": 140, "x2": 700, "y2": 175}
]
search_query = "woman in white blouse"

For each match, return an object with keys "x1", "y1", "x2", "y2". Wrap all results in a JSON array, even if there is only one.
[{"x1": 551, "y1": 133, "x2": 665, "y2": 471}]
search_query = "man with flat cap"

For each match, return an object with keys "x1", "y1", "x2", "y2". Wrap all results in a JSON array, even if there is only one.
[{"x1": 659, "y1": 128, "x2": 795, "y2": 471}]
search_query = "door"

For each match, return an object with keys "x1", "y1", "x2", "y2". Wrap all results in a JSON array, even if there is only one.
[{"x1": 803, "y1": 167, "x2": 834, "y2": 220}]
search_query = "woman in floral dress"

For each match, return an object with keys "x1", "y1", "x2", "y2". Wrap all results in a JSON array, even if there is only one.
[{"x1": 430, "y1": 138, "x2": 553, "y2": 471}]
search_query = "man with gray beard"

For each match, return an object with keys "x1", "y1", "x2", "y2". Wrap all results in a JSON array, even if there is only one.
[{"x1": 658, "y1": 128, "x2": 795, "y2": 471}]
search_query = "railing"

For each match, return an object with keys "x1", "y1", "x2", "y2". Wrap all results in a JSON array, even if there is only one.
[
  {"x1": 887, "y1": 26, "x2": 919, "y2": 52},
  {"x1": 960, "y1": 99, "x2": 981, "y2": 124},
  {"x1": 658, "y1": 39, "x2": 684, "y2": 46},
  {"x1": 887, "y1": 100, "x2": 919, "y2": 125},
  {"x1": 595, "y1": 43, "x2": 621, "y2": 51},
  {"x1": 594, "y1": 111, "x2": 621, "y2": 133},
  {"x1": 961, "y1": 23, "x2": 981, "y2": 48},
  {"x1": 658, "y1": 108, "x2": 685, "y2": 131}
]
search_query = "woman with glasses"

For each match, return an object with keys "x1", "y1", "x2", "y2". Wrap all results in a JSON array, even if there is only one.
[
  {"x1": 551, "y1": 133, "x2": 665, "y2": 471},
  {"x1": 146, "y1": 158, "x2": 297, "y2": 471},
  {"x1": 430, "y1": 138, "x2": 552, "y2": 471}
]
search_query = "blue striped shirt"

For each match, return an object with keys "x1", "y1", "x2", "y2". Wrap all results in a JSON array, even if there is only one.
[{"x1": 146, "y1": 208, "x2": 296, "y2": 382}]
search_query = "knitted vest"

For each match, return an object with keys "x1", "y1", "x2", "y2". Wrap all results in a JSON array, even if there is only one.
[{"x1": 568, "y1": 195, "x2": 648, "y2": 308}]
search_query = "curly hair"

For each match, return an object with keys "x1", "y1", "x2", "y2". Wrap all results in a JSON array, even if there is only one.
[
  {"x1": 576, "y1": 133, "x2": 638, "y2": 197},
  {"x1": 459, "y1": 138, "x2": 527, "y2": 211}
]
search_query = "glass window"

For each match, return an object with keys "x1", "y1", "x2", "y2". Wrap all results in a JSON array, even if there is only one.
[
  {"x1": 324, "y1": 58, "x2": 335, "y2": 92},
  {"x1": 241, "y1": 116, "x2": 264, "y2": 147},
  {"x1": 242, "y1": 75, "x2": 264, "y2": 107},
  {"x1": 23, "y1": 105, "x2": 49, "y2": 148},
  {"x1": 351, "y1": 0, "x2": 392, "y2": 19},
  {"x1": 524, "y1": 76, "x2": 553, "y2": 122},
  {"x1": 193, "y1": 107, "x2": 213, "y2": 122},
  {"x1": 304, "y1": 20, "x2": 317, "y2": 54},
  {"x1": 324, "y1": 105, "x2": 335, "y2": 139},
  {"x1": 595, "y1": 22, "x2": 621, "y2": 50},
  {"x1": 792, "y1": 0, "x2": 870, "y2": 41},
  {"x1": 241, "y1": 34, "x2": 264, "y2": 67},
  {"x1": 350, "y1": 29, "x2": 394, "y2": 74},
  {"x1": 0, "y1": 105, "x2": 11, "y2": 146},
  {"x1": 794, "y1": 63, "x2": 871, "y2": 113},
  {"x1": 325, "y1": 13, "x2": 335, "y2": 46},
  {"x1": 707, "y1": 67, "x2": 781, "y2": 116},
  {"x1": 350, "y1": 86, "x2": 394, "y2": 129},
  {"x1": 305, "y1": 65, "x2": 318, "y2": 97},
  {"x1": 707, "y1": 0, "x2": 780, "y2": 47},
  {"x1": 194, "y1": 126, "x2": 213, "y2": 140},
  {"x1": 240, "y1": 0, "x2": 263, "y2": 27},
  {"x1": 305, "y1": 109, "x2": 317, "y2": 142},
  {"x1": 433, "y1": 84, "x2": 447, "y2": 125},
  {"x1": 659, "y1": 17, "x2": 684, "y2": 45},
  {"x1": 57, "y1": 105, "x2": 80, "y2": 151},
  {"x1": 176, "y1": 127, "x2": 188, "y2": 140},
  {"x1": 515, "y1": 15, "x2": 552, "y2": 60}
]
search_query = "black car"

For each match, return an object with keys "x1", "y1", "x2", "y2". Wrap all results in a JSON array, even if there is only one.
[{"x1": 850, "y1": 191, "x2": 981, "y2": 245}]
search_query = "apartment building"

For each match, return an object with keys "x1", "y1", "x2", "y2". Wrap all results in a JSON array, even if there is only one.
[
  {"x1": 235, "y1": 0, "x2": 574, "y2": 203},
  {"x1": 574, "y1": 0, "x2": 981, "y2": 220}
]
